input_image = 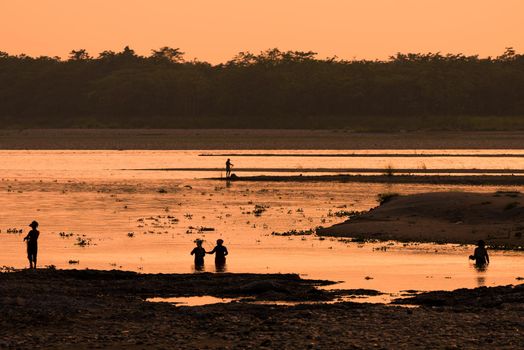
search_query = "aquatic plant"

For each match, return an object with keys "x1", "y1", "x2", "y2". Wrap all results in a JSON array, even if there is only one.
[
  {"x1": 253, "y1": 204, "x2": 268, "y2": 217},
  {"x1": 330, "y1": 210, "x2": 366, "y2": 219},
  {"x1": 377, "y1": 192, "x2": 400, "y2": 205},
  {"x1": 75, "y1": 236, "x2": 92, "y2": 247},
  {"x1": 350, "y1": 237, "x2": 369, "y2": 243},
  {"x1": 6, "y1": 228, "x2": 23, "y2": 234},
  {"x1": 271, "y1": 229, "x2": 315, "y2": 236},
  {"x1": 0, "y1": 266, "x2": 16, "y2": 272}
]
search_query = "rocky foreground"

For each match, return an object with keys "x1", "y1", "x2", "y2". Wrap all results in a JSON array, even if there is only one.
[{"x1": 0, "y1": 269, "x2": 523, "y2": 349}]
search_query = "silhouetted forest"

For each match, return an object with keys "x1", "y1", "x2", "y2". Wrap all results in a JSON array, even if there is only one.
[{"x1": 1, "y1": 47, "x2": 523, "y2": 130}]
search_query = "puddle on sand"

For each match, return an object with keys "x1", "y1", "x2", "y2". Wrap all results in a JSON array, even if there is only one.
[
  {"x1": 147, "y1": 295, "x2": 237, "y2": 306},
  {"x1": 147, "y1": 293, "x2": 413, "y2": 307}
]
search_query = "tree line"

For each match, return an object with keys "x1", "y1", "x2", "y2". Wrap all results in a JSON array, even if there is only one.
[{"x1": 0, "y1": 46, "x2": 523, "y2": 129}]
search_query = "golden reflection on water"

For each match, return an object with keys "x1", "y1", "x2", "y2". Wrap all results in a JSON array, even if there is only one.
[
  {"x1": 473, "y1": 264, "x2": 489, "y2": 287},
  {"x1": 0, "y1": 150, "x2": 523, "y2": 294},
  {"x1": 1, "y1": 149, "x2": 524, "y2": 180}
]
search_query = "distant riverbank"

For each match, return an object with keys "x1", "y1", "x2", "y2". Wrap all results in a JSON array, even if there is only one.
[{"x1": 2, "y1": 129, "x2": 524, "y2": 150}]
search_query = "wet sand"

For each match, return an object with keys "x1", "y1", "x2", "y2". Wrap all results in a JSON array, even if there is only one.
[
  {"x1": 2, "y1": 129, "x2": 524, "y2": 149},
  {"x1": 217, "y1": 174, "x2": 524, "y2": 185},
  {"x1": 318, "y1": 192, "x2": 524, "y2": 248},
  {"x1": 1, "y1": 269, "x2": 522, "y2": 349}
]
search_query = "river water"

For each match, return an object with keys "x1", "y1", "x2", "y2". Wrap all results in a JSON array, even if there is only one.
[{"x1": 0, "y1": 150, "x2": 522, "y2": 298}]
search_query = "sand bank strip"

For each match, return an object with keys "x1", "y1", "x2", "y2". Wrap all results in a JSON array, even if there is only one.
[
  {"x1": 2, "y1": 129, "x2": 524, "y2": 149},
  {"x1": 210, "y1": 174, "x2": 524, "y2": 185},
  {"x1": 133, "y1": 167, "x2": 524, "y2": 174},
  {"x1": 318, "y1": 192, "x2": 524, "y2": 248}
]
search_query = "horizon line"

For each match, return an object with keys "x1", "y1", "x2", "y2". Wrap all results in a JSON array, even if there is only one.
[{"x1": 1, "y1": 46, "x2": 519, "y2": 64}]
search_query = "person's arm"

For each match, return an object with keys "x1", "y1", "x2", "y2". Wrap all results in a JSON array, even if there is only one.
[
  {"x1": 485, "y1": 250, "x2": 490, "y2": 264},
  {"x1": 224, "y1": 247, "x2": 228, "y2": 256},
  {"x1": 23, "y1": 232, "x2": 29, "y2": 241},
  {"x1": 207, "y1": 247, "x2": 216, "y2": 254},
  {"x1": 190, "y1": 248, "x2": 195, "y2": 255}
]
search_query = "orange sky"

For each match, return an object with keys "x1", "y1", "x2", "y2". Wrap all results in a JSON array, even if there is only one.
[{"x1": 1, "y1": 0, "x2": 523, "y2": 63}]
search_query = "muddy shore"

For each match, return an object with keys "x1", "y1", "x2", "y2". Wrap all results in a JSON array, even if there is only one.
[
  {"x1": 2, "y1": 129, "x2": 524, "y2": 149},
  {"x1": 0, "y1": 269, "x2": 522, "y2": 349},
  {"x1": 218, "y1": 174, "x2": 524, "y2": 186}
]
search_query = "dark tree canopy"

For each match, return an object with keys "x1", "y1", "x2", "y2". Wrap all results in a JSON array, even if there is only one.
[{"x1": 0, "y1": 46, "x2": 523, "y2": 129}]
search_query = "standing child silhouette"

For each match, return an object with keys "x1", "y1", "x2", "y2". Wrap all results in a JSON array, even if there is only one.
[
  {"x1": 225, "y1": 159, "x2": 233, "y2": 178},
  {"x1": 23, "y1": 221, "x2": 40, "y2": 269}
]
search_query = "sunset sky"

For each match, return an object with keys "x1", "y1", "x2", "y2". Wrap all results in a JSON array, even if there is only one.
[{"x1": 1, "y1": 0, "x2": 523, "y2": 63}]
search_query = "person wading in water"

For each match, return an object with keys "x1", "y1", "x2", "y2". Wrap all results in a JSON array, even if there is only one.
[
  {"x1": 23, "y1": 220, "x2": 40, "y2": 269},
  {"x1": 469, "y1": 240, "x2": 490, "y2": 268},
  {"x1": 190, "y1": 239, "x2": 206, "y2": 271},
  {"x1": 207, "y1": 239, "x2": 228, "y2": 272}
]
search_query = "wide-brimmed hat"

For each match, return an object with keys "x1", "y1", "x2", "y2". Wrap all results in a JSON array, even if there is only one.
[
  {"x1": 217, "y1": 239, "x2": 224, "y2": 244},
  {"x1": 29, "y1": 220, "x2": 39, "y2": 228}
]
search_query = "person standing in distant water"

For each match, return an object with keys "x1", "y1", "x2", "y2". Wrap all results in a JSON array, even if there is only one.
[
  {"x1": 23, "y1": 221, "x2": 40, "y2": 269},
  {"x1": 469, "y1": 240, "x2": 490, "y2": 267},
  {"x1": 190, "y1": 239, "x2": 206, "y2": 271},
  {"x1": 207, "y1": 239, "x2": 228, "y2": 271},
  {"x1": 225, "y1": 158, "x2": 233, "y2": 178}
]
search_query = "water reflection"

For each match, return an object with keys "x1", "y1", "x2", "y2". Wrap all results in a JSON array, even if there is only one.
[
  {"x1": 215, "y1": 262, "x2": 227, "y2": 273},
  {"x1": 472, "y1": 263, "x2": 488, "y2": 287},
  {"x1": 147, "y1": 295, "x2": 236, "y2": 306},
  {"x1": 4, "y1": 149, "x2": 524, "y2": 181},
  {"x1": 193, "y1": 263, "x2": 206, "y2": 273},
  {"x1": 0, "y1": 149, "x2": 523, "y2": 294},
  {"x1": 192, "y1": 263, "x2": 227, "y2": 273}
]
